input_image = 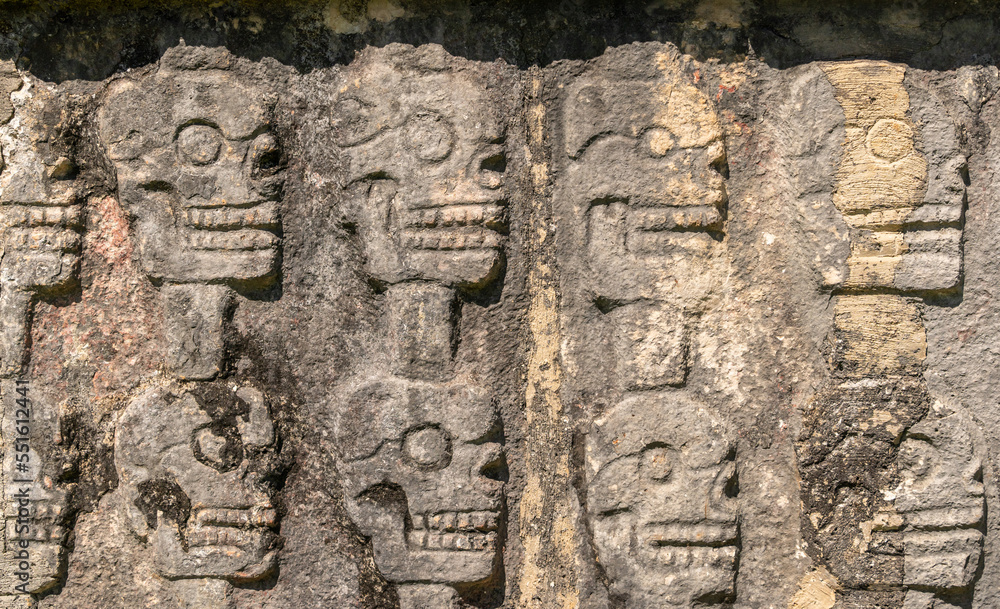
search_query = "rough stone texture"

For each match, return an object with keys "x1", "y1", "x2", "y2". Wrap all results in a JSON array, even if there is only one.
[{"x1": 2, "y1": 3, "x2": 1000, "y2": 608}]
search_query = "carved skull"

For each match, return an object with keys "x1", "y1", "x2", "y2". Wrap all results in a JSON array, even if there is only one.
[
  {"x1": 586, "y1": 394, "x2": 739, "y2": 608},
  {"x1": 0, "y1": 75, "x2": 82, "y2": 374},
  {"x1": 559, "y1": 47, "x2": 728, "y2": 305},
  {"x1": 97, "y1": 46, "x2": 285, "y2": 288},
  {"x1": 821, "y1": 62, "x2": 967, "y2": 294},
  {"x1": 335, "y1": 377, "x2": 505, "y2": 586},
  {"x1": 331, "y1": 44, "x2": 508, "y2": 289},
  {"x1": 0, "y1": 109, "x2": 80, "y2": 294},
  {"x1": 896, "y1": 407, "x2": 984, "y2": 593},
  {"x1": 114, "y1": 384, "x2": 281, "y2": 581}
]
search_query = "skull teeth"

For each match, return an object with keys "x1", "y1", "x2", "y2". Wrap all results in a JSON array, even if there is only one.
[
  {"x1": 630, "y1": 206, "x2": 723, "y2": 232},
  {"x1": 650, "y1": 545, "x2": 738, "y2": 568},
  {"x1": 185, "y1": 202, "x2": 280, "y2": 230},
  {"x1": 411, "y1": 510, "x2": 499, "y2": 533},
  {"x1": 406, "y1": 530, "x2": 497, "y2": 552},
  {"x1": 4, "y1": 501, "x2": 65, "y2": 542},
  {"x1": 629, "y1": 230, "x2": 717, "y2": 254},
  {"x1": 0, "y1": 204, "x2": 82, "y2": 229},
  {"x1": 195, "y1": 506, "x2": 277, "y2": 527},
  {"x1": 403, "y1": 204, "x2": 507, "y2": 230},
  {"x1": 185, "y1": 524, "x2": 268, "y2": 548},
  {"x1": 1, "y1": 226, "x2": 80, "y2": 252},
  {"x1": 185, "y1": 228, "x2": 278, "y2": 251},
  {"x1": 401, "y1": 228, "x2": 503, "y2": 250}
]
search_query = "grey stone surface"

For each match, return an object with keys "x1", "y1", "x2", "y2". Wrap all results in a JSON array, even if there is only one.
[
  {"x1": 323, "y1": 45, "x2": 517, "y2": 609},
  {"x1": 0, "y1": 75, "x2": 80, "y2": 378},
  {"x1": 114, "y1": 384, "x2": 282, "y2": 582}
]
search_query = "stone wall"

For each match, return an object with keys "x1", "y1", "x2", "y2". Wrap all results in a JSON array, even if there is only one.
[{"x1": 1, "y1": 3, "x2": 1000, "y2": 608}]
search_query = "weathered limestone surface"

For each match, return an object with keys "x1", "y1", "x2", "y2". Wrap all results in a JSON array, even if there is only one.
[{"x1": 2, "y1": 2, "x2": 1000, "y2": 608}]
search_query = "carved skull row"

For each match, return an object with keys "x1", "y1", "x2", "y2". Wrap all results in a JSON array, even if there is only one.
[{"x1": 0, "y1": 42, "x2": 978, "y2": 608}]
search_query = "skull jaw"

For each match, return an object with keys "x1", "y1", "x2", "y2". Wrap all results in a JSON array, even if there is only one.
[
  {"x1": 133, "y1": 216, "x2": 280, "y2": 287},
  {"x1": 152, "y1": 523, "x2": 278, "y2": 582},
  {"x1": 595, "y1": 520, "x2": 738, "y2": 607},
  {"x1": 356, "y1": 509, "x2": 501, "y2": 585},
  {"x1": 141, "y1": 242, "x2": 280, "y2": 286},
  {"x1": 2, "y1": 250, "x2": 79, "y2": 291},
  {"x1": 903, "y1": 529, "x2": 983, "y2": 591},
  {"x1": 368, "y1": 247, "x2": 504, "y2": 289},
  {"x1": 585, "y1": 237, "x2": 725, "y2": 304},
  {"x1": 606, "y1": 559, "x2": 738, "y2": 609},
  {"x1": 370, "y1": 530, "x2": 500, "y2": 585}
]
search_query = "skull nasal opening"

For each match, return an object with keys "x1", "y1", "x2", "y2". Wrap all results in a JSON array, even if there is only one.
[{"x1": 135, "y1": 477, "x2": 192, "y2": 530}]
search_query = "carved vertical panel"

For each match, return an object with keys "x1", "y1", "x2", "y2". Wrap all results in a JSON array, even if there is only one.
[
  {"x1": 97, "y1": 44, "x2": 286, "y2": 381},
  {"x1": 327, "y1": 45, "x2": 514, "y2": 609},
  {"x1": 0, "y1": 64, "x2": 81, "y2": 377},
  {"x1": 0, "y1": 64, "x2": 81, "y2": 605},
  {"x1": 96, "y1": 46, "x2": 289, "y2": 609},
  {"x1": 796, "y1": 61, "x2": 980, "y2": 609},
  {"x1": 552, "y1": 44, "x2": 738, "y2": 608},
  {"x1": 0, "y1": 23, "x2": 984, "y2": 609}
]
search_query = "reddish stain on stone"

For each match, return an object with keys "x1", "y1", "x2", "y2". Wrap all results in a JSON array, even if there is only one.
[
  {"x1": 89, "y1": 195, "x2": 133, "y2": 267},
  {"x1": 30, "y1": 195, "x2": 164, "y2": 399}
]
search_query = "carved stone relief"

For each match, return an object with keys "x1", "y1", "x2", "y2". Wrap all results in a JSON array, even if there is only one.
[
  {"x1": 586, "y1": 395, "x2": 739, "y2": 608},
  {"x1": 329, "y1": 45, "x2": 508, "y2": 291},
  {"x1": 0, "y1": 26, "x2": 990, "y2": 609},
  {"x1": 329, "y1": 45, "x2": 510, "y2": 609},
  {"x1": 0, "y1": 64, "x2": 79, "y2": 605},
  {"x1": 896, "y1": 406, "x2": 984, "y2": 608},
  {"x1": 553, "y1": 45, "x2": 738, "y2": 607},
  {"x1": 797, "y1": 60, "x2": 980, "y2": 608},
  {"x1": 114, "y1": 384, "x2": 282, "y2": 584},
  {"x1": 95, "y1": 45, "x2": 290, "y2": 609},
  {"x1": 563, "y1": 58, "x2": 727, "y2": 310},
  {"x1": 97, "y1": 44, "x2": 286, "y2": 381},
  {"x1": 824, "y1": 62, "x2": 964, "y2": 297},
  {"x1": 1, "y1": 386, "x2": 67, "y2": 602},
  {"x1": 336, "y1": 379, "x2": 505, "y2": 607},
  {"x1": 0, "y1": 63, "x2": 81, "y2": 377}
]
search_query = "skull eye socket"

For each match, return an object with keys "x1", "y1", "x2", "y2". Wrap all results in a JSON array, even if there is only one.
[
  {"x1": 641, "y1": 446, "x2": 674, "y2": 482},
  {"x1": 177, "y1": 124, "x2": 224, "y2": 166},
  {"x1": 402, "y1": 425, "x2": 452, "y2": 470},
  {"x1": 404, "y1": 112, "x2": 454, "y2": 162},
  {"x1": 477, "y1": 150, "x2": 507, "y2": 190},
  {"x1": 716, "y1": 461, "x2": 739, "y2": 499},
  {"x1": 193, "y1": 426, "x2": 243, "y2": 472}
]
